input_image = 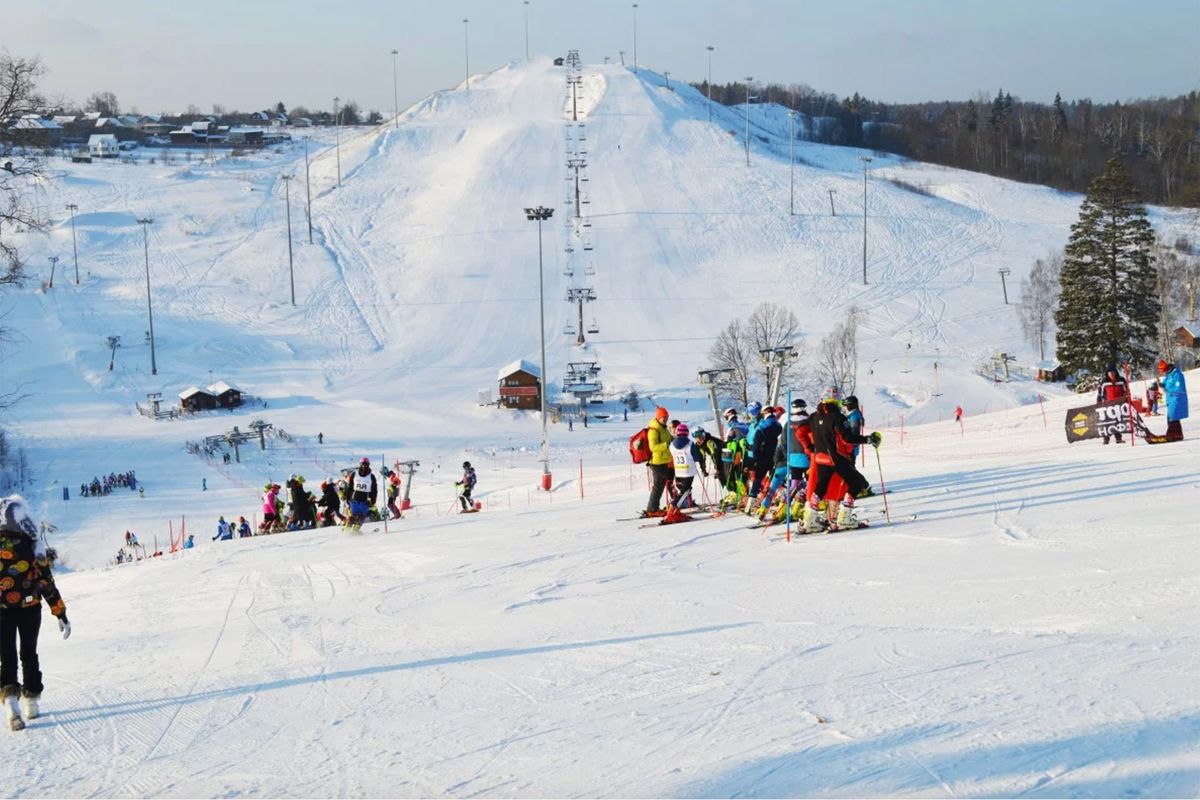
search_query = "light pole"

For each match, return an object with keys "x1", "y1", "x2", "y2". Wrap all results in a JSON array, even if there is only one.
[
  {"x1": 706, "y1": 46, "x2": 714, "y2": 123},
  {"x1": 663, "y1": 70, "x2": 671, "y2": 90},
  {"x1": 65, "y1": 203, "x2": 80, "y2": 284},
  {"x1": 998, "y1": 268, "x2": 1011, "y2": 304},
  {"x1": 632, "y1": 4, "x2": 638, "y2": 73},
  {"x1": 136, "y1": 217, "x2": 157, "y2": 376},
  {"x1": 333, "y1": 96, "x2": 342, "y2": 187},
  {"x1": 463, "y1": 18, "x2": 471, "y2": 91},
  {"x1": 282, "y1": 175, "x2": 295, "y2": 305},
  {"x1": 744, "y1": 77, "x2": 754, "y2": 166},
  {"x1": 391, "y1": 49, "x2": 400, "y2": 128},
  {"x1": 303, "y1": 137, "x2": 313, "y2": 243},
  {"x1": 524, "y1": 1, "x2": 530, "y2": 61},
  {"x1": 858, "y1": 155, "x2": 873, "y2": 284},
  {"x1": 47, "y1": 256, "x2": 59, "y2": 289},
  {"x1": 525, "y1": 205, "x2": 554, "y2": 489},
  {"x1": 787, "y1": 110, "x2": 798, "y2": 215},
  {"x1": 828, "y1": 187, "x2": 837, "y2": 216}
]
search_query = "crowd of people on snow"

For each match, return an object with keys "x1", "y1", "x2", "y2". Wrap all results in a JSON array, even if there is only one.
[
  {"x1": 79, "y1": 470, "x2": 137, "y2": 497},
  {"x1": 637, "y1": 386, "x2": 882, "y2": 532},
  {"x1": 208, "y1": 458, "x2": 480, "y2": 541}
]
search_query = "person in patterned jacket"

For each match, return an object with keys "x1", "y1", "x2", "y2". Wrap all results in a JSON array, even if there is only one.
[{"x1": 0, "y1": 495, "x2": 71, "y2": 731}]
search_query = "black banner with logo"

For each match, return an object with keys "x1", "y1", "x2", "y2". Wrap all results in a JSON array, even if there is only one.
[{"x1": 1064, "y1": 398, "x2": 1148, "y2": 443}]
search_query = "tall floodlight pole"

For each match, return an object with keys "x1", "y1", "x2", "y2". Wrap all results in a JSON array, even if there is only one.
[
  {"x1": 391, "y1": 49, "x2": 400, "y2": 128},
  {"x1": 787, "y1": 110, "x2": 798, "y2": 215},
  {"x1": 303, "y1": 137, "x2": 313, "y2": 243},
  {"x1": 463, "y1": 19, "x2": 471, "y2": 91},
  {"x1": 282, "y1": 175, "x2": 295, "y2": 305},
  {"x1": 744, "y1": 77, "x2": 754, "y2": 166},
  {"x1": 859, "y1": 155, "x2": 873, "y2": 284},
  {"x1": 137, "y1": 217, "x2": 157, "y2": 376},
  {"x1": 632, "y1": 4, "x2": 638, "y2": 73},
  {"x1": 333, "y1": 96, "x2": 342, "y2": 187},
  {"x1": 525, "y1": 206, "x2": 555, "y2": 488},
  {"x1": 706, "y1": 46, "x2": 714, "y2": 123},
  {"x1": 998, "y1": 268, "x2": 1012, "y2": 304},
  {"x1": 65, "y1": 203, "x2": 80, "y2": 284},
  {"x1": 524, "y1": 1, "x2": 530, "y2": 60},
  {"x1": 47, "y1": 256, "x2": 59, "y2": 289}
]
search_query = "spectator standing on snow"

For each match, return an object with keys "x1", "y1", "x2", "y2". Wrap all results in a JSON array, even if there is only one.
[
  {"x1": 1096, "y1": 365, "x2": 1129, "y2": 444},
  {"x1": 0, "y1": 495, "x2": 71, "y2": 732},
  {"x1": 1150, "y1": 359, "x2": 1188, "y2": 442},
  {"x1": 644, "y1": 407, "x2": 674, "y2": 516}
]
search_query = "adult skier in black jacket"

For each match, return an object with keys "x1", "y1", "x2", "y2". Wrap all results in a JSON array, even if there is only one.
[{"x1": 808, "y1": 400, "x2": 878, "y2": 500}]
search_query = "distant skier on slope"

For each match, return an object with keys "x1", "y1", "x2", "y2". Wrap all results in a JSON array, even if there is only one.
[
  {"x1": 456, "y1": 461, "x2": 477, "y2": 512},
  {"x1": 0, "y1": 495, "x2": 71, "y2": 732}
]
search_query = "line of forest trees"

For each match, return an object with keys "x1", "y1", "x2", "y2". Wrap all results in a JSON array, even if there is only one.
[{"x1": 695, "y1": 81, "x2": 1199, "y2": 207}]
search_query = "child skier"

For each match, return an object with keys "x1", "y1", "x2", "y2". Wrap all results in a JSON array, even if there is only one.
[
  {"x1": 456, "y1": 461, "x2": 478, "y2": 512},
  {"x1": 666, "y1": 423, "x2": 703, "y2": 519},
  {"x1": 0, "y1": 495, "x2": 71, "y2": 731}
]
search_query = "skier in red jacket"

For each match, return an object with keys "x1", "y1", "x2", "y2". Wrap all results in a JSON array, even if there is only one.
[{"x1": 1095, "y1": 365, "x2": 1129, "y2": 444}]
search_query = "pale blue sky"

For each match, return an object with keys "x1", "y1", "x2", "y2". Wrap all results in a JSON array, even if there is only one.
[{"x1": 9, "y1": 0, "x2": 1199, "y2": 114}]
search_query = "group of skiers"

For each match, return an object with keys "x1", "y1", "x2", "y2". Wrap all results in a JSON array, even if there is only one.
[
  {"x1": 79, "y1": 470, "x2": 136, "y2": 497},
  {"x1": 209, "y1": 458, "x2": 480, "y2": 540},
  {"x1": 642, "y1": 388, "x2": 882, "y2": 532},
  {"x1": 1095, "y1": 360, "x2": 1189, "y2": 444}
]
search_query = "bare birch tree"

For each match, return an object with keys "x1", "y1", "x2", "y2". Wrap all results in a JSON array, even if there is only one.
[{"x1": 1018, "y1": 253, "x2": 1062, "y2": 361}]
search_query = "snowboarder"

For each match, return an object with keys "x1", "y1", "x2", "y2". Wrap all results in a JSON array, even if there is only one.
[
  {"x1": 456, "y1": 461, "x2": 478, "y2": 512},
  {"x1": 1096, "y1": 365, "x2": 1129, "y2": 444},
  {"x1": 0, "y1": 495, "x2": 71, "y2": 731},
  {"x1": 345, "y1": 458, "x2": 378, "y2": 528}
]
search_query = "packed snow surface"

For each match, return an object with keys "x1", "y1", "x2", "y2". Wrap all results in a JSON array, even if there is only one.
[{"x1": 1, "y1": 59, "x2": 1197, "y2": 796}]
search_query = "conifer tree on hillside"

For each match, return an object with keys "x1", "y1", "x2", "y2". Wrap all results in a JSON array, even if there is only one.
[{"x1": 1055, "y1": 158, "x2": 1159, "y2": 379}]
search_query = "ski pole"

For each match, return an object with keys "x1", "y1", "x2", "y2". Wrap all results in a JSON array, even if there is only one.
[{"x1": 874, "y1": 444, "x2": 891, "y2": 525}]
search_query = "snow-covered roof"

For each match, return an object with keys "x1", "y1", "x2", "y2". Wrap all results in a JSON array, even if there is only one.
[
  {"x1": 498, "y1": 359, "x2": 541, "y2": 381},
  {"x1": 1036, "y1": 360, "x2": 1061, "y2": 370},
  {"x1": 179, "y1": 386, "x2": 213, "y2": 399},
  {"x1": 88, "y1": 134, "x2": 118, "y2": 144},
  {"x1": 11, "y1": 116, "x2": 62, "y2": 130},
  {"x1": 206, "y1": 381, "x2": 241, "y2": 395}
]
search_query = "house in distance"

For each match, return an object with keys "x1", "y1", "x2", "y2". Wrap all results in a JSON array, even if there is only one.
[{"x1": 497, "y1": 359, "x2": 542, "y2": 411}]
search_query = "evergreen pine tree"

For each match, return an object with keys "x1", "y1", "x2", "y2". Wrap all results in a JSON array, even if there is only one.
[{"x1": 1055, "y1": 157, "x2": 1160, "y2": 379}]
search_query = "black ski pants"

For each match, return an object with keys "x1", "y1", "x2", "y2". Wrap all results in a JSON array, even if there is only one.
[
  {"x1": 459, "y1": 485, "x2": 474, "y2": 510},
  {"x1": 812, "y1": 453, "x2": 869, "y2": 500},
  {"x1": 646, "y1": 464, "x2": 672, "y2": 512},
  {"x1": 0, "y1": 606, "x2": 43, "y2": 695},
  {"x1": 673, "y1": 476, "x2": 695, "y2": 508}
]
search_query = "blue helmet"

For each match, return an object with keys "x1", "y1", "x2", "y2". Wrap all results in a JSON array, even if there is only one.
[{"x1": 747, "y1": 402, "x2": 763, "y2": 417}]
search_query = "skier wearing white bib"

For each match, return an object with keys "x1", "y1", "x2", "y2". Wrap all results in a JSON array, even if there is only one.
[
  {"x1": 668, "y1": 423, "x2": 702, "y2": 509},
  {"x1": 345, "y1": 458, "x2": 378, "y2": 528}
]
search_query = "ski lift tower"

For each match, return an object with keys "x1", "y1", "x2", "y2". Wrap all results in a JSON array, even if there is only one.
[
  {"x1": 759, "y1": 345, "x2": 798, "y2": 406},
  {"x1": 565, "y1": 287, "x2": 597, "y2": 345},
  {"x1": 698, "y1": 368, "x2": 734, "y2": 438}
]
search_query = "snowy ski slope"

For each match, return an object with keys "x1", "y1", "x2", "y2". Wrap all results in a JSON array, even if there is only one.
[{"x1": 0, "y1": 58, "x2": 1197, "y2": 796}]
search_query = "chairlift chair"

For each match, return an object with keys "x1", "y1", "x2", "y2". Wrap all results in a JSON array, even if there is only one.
[
  {"x1": 584, "y1": 261, "x2": 596, "y2": 276},
  {"x1": 587, "y1": 319, "x2": 599, "y2": 335},
  {"x1": 563, "y1": 322, "x2": 577, "y2": 336}
]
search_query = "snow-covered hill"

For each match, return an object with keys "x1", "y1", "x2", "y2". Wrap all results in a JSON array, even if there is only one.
[{"x1": 1, "y1": 58, "x2": 1198, "y2": 795}]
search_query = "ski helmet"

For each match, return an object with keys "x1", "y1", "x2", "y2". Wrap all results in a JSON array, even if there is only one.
[
  {"x1": 462, "y1": 461, "x2": 472, "y2": 469},
  {"x1": 692, "y1": 426, "x2": 706, "y2": 439},
  {"x1": 0, "y1": 495, "x2": 37, "y2": 539},
  {"x1": 723, "y1": 407, "x2": 737, "y2": 421},
  {"x1": 791, "y1": 398, "x2": 807, "y2": 410},
  {"x1": 844, "y1": 395, "x2": 859, "y2": 411},
  {"x1": 747, "y1": 401, "x2": 763, "y2": 417},
  {"x1": 360, "y1": 457, "x2": 371, "y2": 466}
]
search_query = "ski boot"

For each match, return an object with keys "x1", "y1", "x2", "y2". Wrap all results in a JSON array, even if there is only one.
[
  {"x1": 20, "y1": 689, "x2": 38, "y2": 721},
  {"x1": 802, "y1": 500, "x2": 827, "y2": 534},
  {"x1": 834, "y1": 493, "x2": 863, "y2": 530},
  {"x1": 2, "y1": 685, "x2": 24, "y2": 731}
]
